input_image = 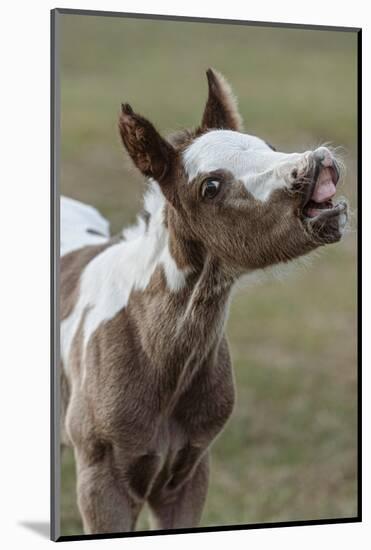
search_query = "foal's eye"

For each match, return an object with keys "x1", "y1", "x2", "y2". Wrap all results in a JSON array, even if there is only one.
[{"x1": 202, "y1": 178, "x2": 221, "y2": 199}]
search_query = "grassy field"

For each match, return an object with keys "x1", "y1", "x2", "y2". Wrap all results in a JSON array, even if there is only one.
[{"x1": 58, "y1": 13, "x2": 358, "y2": 536}]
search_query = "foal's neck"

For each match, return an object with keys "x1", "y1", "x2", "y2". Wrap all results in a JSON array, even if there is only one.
[
  {"x1": 166, "y1": 201, "x2": 235, "y2": 304},
  {"x1": 158, "y1": 210, "x2": 233, "y2": 388},
  {"x1": 128, "y1": 194, "x2": 234, "y2": 406},
  {"x1": 156, "y1": 248, "x2": 233, "y2": 408}
]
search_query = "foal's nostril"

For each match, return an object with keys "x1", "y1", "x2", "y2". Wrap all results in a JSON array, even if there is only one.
[
  {"x1": 313, "y1": 149, "x2": 326, "y2": 163},
  {"x1": 313, "y1": 147, "x2": 334, "y2": 168}
]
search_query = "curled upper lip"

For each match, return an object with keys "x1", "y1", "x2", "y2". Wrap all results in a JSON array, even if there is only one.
[{"x1": 301, "y1": 155, "x2": 340, "y2": 209}]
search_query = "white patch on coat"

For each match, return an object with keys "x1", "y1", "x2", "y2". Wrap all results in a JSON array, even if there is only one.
[
  {"x1": 183, "y1": 130, "x2": 306, "y2": 202},
  {"x1": 61, "y1": 196, "x2": 110, "y2": 256},
  {"x1": 160, "y1": 243, "x2": 189, "y2": 292},
  {"x1": 61, "y1": 182, "x2": 188, "y2": 375}
]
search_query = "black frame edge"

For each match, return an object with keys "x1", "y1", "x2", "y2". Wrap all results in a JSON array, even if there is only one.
[
  {"x1": 54, "y1": 7, "x2": 361, "y2": 33},
  {"x1": 50, "y1": 7, "x2": 56, "y2": 543},
  {"x1": 356, "y1": 28, "x2": 362, "y2": 522},
  {"x1": 57, "y1": 517, "x2": 360, "y2": 542},
  {"x1": 51, "y1": 7, "x2": 61, "y2": 543}
]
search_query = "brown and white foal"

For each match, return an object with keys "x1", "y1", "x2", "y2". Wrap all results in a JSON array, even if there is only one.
[{"x1": 60, "y1": 69, "x2": 348, "y2": 534}]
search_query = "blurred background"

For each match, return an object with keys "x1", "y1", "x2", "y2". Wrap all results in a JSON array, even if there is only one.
[{"x1": 59, "y1": 13, "x2": 358, "y2": 536}]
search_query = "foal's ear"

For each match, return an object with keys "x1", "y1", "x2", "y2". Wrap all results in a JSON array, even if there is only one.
[
  {"x1": 119, "y1": 103, "x2": 176, "y2": 183},
  {"x1": 201, "y1": 68, "x2": 243, "y2": 132}
]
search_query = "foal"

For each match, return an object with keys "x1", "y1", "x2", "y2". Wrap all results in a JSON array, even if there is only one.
[{"x1": 60, "y1": 69, "x2": 348, "y2": 534}]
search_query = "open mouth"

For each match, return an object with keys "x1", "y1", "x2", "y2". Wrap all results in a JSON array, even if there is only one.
[{"x1": 302, "y1": 164, "x2": 341, "y2": 219}]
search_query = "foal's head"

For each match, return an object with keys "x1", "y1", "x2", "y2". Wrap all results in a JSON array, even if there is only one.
[{"x1": 119, "y1": 69, "x2": 348, "y2": 274}]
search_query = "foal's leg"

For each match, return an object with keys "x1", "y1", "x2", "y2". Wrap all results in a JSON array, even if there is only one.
[
  {"x1": 148, "y1": 454, "x2": 209, "y2": 530},
  {"x1": 74, "y1": 447, "x2": 141, "y2": 535}
]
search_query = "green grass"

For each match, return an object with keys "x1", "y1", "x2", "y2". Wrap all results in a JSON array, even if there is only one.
[{"x1": 58, "y1": 13, "x2": 358, "y2": 536}]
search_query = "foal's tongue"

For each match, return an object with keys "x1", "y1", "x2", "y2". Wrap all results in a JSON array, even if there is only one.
[{"x1": 311, "y1": 167, "x2": 337, "y2": 203}]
